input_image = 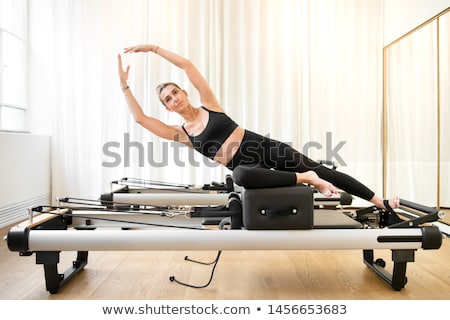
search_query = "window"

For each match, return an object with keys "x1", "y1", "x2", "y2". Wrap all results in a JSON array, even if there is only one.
[{"x1": 0, "y1": 0, "x2": 27, "y2": 132}]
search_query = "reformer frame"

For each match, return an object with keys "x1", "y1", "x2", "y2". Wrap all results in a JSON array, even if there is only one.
[{"x1": 7, "y1": 179, "x2": 445, "y2": 294}]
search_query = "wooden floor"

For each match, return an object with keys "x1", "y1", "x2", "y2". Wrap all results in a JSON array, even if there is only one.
[{"x1": 1, "y1": 222, "x2": 449, "y2": 300}]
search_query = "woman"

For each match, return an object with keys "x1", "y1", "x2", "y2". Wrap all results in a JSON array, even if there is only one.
[{"x1": 117, "y1": 44, "x2": 399, "y2": 210}]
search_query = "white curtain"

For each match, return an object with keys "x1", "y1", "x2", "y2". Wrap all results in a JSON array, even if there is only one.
[
  {"x1": 385, "y1": 22, "x2": 438, "y2": 206},
  {"x1": 28, "y1": 0, "x2": 384, "y2": 203},
  {"x1": 439, "y1": 11, "x2": 450, "y2": 207},
  {"x1": 385, "y1": 19, "x2": 447, "y2": 207}
]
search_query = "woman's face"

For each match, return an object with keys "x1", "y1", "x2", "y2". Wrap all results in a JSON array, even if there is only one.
[{"x1": 160, "y1": 84, "x2": 189, "y2": 112}]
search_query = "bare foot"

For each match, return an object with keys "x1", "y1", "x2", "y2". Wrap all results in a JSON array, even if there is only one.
[
  {"x1": 386, "y1": 196, "x2": 400, "y2": 210},
  {"x1": 371, "y1": 195, "x2": 400, "y2": 210},
  {"x1": 296, "y1": 171, "x2": 339, "y2": 197}
]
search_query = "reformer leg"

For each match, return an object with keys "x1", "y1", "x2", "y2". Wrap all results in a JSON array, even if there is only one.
[
  {"x1": 363, "y1": 249, "x2": 414, "y2": 291},
  {"x1": 36, "y1": 250, "x2": 88, "y2": 294}
]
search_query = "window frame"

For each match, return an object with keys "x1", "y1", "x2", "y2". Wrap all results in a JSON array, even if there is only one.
[{"x1": 0, "y1": 0, "x2": 29, "y2": 133}]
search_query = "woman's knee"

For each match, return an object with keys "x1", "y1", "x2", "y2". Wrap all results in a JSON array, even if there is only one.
[{"x1": 232, "y1": 165, "x2": 260, "y2": 187}]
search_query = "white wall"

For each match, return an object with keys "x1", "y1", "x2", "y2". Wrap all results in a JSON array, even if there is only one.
[
  {"x1": 384, "y1": 0, "x2": 450, "y2": 45},
  {"x1": 0, "y1": 133, "x2": 51, "y2": 227}
]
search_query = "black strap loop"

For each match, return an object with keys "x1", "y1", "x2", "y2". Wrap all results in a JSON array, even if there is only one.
[{"x1": 260, "y1": 207, "x2": 298, "y2": 216}]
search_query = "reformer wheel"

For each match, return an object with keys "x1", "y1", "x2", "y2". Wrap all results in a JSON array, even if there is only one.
[
  {"x1": 375, "y1": 258, "x2": 386, "y2": 268},
  {"x1": 340, "y1": 192, "x2": 353, "y2": 205}
]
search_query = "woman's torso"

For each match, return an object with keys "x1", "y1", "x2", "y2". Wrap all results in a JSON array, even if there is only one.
[{"x1": 182, "y1": 106, "x2": 245, "y2": 166}]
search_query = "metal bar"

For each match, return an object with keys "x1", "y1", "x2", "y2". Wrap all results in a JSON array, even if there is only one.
[
  {"x1": 24, "y1": 228, "x2": 430, "y2": 252},
  {"x1": 110, "y1": 192, "x2": 230, "y2": 206}
]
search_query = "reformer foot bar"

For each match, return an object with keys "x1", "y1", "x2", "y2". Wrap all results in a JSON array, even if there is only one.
[
  {"x1": 9, "y1": 227, "x2": 442, "y2": 252},
  {"x1": 7, "y1": 185, "x2": 445, "y2": 294}
]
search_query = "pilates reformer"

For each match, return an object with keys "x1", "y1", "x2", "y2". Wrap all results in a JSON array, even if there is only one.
[
  {"x1": 7, "y1": 175, "x2": 445, "y2": 294},
  {"x1": 100, "y1": 175, "x2": 353, "y2": 226}
]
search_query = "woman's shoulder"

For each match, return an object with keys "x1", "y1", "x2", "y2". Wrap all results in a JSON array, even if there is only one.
[{"x1": 201, "y1": 104, "x2": 225, "y2": 113}]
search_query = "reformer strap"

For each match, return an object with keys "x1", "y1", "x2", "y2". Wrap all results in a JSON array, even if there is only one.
[
  {"x1": 382, "y1": 199, "x2": 404, "y2": 227},
  {"x1": 383, "y1": 199, "x2": 395, "y2": 214}
]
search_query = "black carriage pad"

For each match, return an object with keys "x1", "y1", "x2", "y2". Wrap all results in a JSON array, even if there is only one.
[{"x1": 241, "y1": 186, "x2": 314, "y2": 230}]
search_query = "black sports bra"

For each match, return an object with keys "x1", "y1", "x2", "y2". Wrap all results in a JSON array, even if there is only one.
[{"x1": 182, "y1": 106, "x2": 239, "y2": 159}]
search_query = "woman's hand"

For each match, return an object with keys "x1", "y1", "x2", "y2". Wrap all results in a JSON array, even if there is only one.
[
  {"x1": 123, "y1": 44, "x2": 157, "y2": 54},
  {"x1": 117, "y1": 54, "x2": 130, "y2": 88}
]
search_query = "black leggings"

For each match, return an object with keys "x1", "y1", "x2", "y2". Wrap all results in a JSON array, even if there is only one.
[{"x1": 226, "y1": 130, "x2": 375, "y2": 201}]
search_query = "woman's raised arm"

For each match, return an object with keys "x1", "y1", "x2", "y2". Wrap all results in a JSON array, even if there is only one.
[
  {"x1": 124, "y1": 44, "x2": 223, "y2": 112},
  {"x1": 117, "y1": 54, "x2": 191, "y2": 145}
]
